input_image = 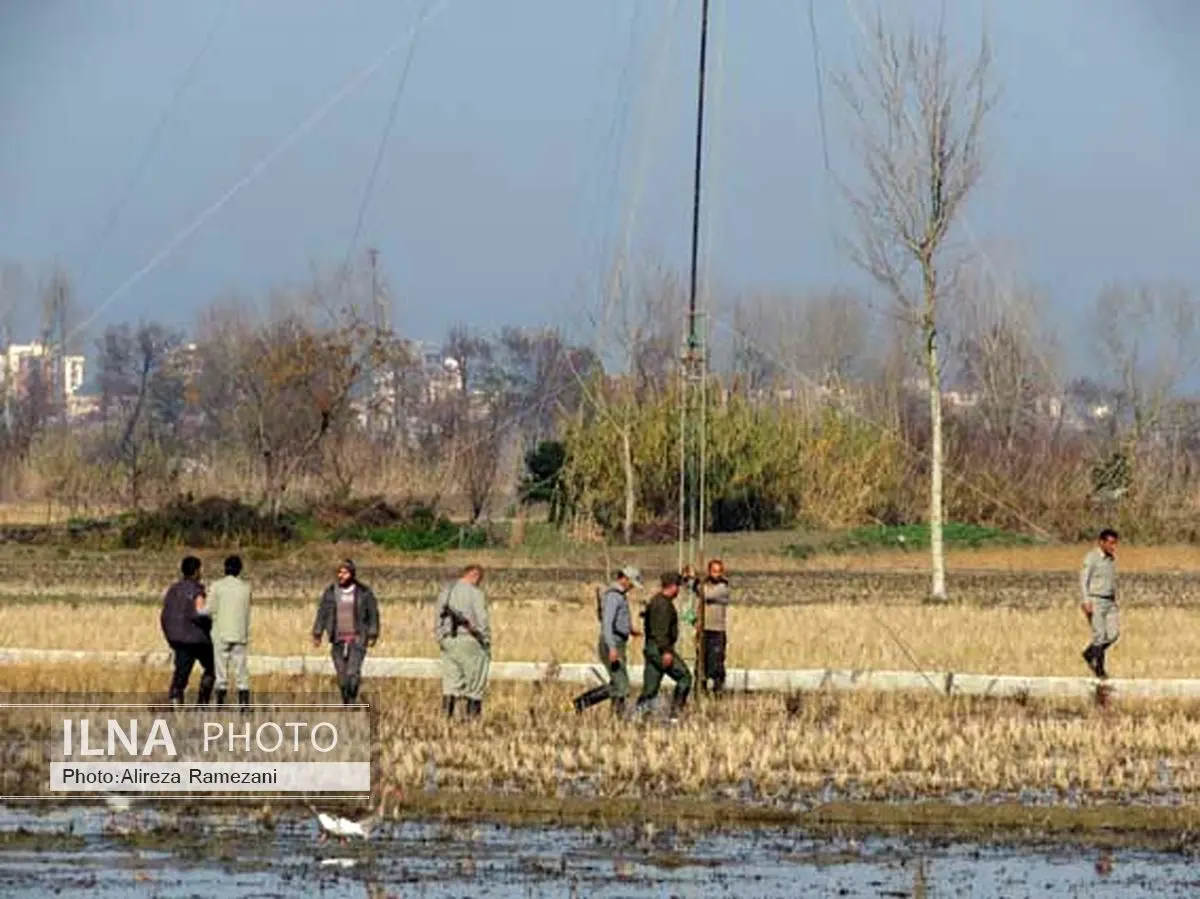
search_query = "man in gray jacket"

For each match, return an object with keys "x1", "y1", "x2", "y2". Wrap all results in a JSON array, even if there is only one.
[
  {"x1": 435, "y1": 564, "x2": 491, "y2": 719},
  {"x1": 208, "y1": 555, "x2": 252, "y2": 709},
  {"x1": 1081, "y1": 529, "x2": 1119, "y2": 678},
  {"x1": 572, "y1": 565, "x2": 643, "y2": 717},
  {"x1": 312, "y1": 559, "x2": 380, "y2": 704}
]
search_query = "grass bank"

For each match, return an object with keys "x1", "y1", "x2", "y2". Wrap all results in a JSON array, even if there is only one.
[{"x1": 5, "y1": 665, "x2": 1200, "y2": 818}]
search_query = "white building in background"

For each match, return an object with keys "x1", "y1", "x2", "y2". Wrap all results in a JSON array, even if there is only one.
[{"x1": 0, "y1": 340, "x2": 87, "y2": 416}]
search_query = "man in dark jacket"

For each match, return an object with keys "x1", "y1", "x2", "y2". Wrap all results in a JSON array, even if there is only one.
[
  {"x1": 635, "y1": 572, "x2": 693, "y2": 721},
  {"x1": 311, "y1": 559, "x2": 380, "y2": 704},
  {"x1": 160, "y1": 555, "x2": 214, "y2": 706}
]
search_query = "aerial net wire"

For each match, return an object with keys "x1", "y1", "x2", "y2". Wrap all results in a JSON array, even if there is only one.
[
  {"x1": 338, "y1": 0, "x2": 440, "y2": 299},
  {"x1": 66, "y1": 0, "x2": 455, "y2": 348},
  {"x1": 74, "y1": 0, "x2": 233, "y2": 296}
]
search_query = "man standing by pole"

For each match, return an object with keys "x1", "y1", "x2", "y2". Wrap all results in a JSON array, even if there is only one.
[
  {"x1": 312, "y1": 559, "x2": 380, "y2": 704},
  {"x1": 572, "y1": 566, "x2": 643, "y2": 716},
  {"x1": 635, "y1": 572, "x2": 693, "y2": 721},
  {"x1": 1081, "y1": 529, "x2": 1120, "y2": 679},
  {"x1": 160, "y1": 556, "x2": 214, "y2": 706},
  {"x1": 208, "y1": 555, "x2": 252, "y2": 709},
  {"x1": 698, "y1": 558, "x2": 730, "y2": 694},
  {"x1": 434, "y1": 564, "x2": 491, "y2": 719}
]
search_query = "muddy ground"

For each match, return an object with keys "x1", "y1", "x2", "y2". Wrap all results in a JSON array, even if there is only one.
[{"x1": 2, "y1": 805, "x2": 1200, "y2": 898}]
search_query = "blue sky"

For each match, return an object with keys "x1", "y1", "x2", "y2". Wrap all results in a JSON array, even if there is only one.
[{"x1": 1, "y1": 0, "x2": 1196, "y2": 361}]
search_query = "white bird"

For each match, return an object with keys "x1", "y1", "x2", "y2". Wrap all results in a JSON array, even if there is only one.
[{"x1": 307, "y1": 787, "x2": 400, "y2": 845}]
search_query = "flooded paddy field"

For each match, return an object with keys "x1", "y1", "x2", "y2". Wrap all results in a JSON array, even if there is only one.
[{"x1": 2, "y1": 805, "x2": 1199, "y2": 898}]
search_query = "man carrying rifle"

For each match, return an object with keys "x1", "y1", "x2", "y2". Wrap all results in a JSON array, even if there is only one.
[
  {"x1": 435, "y1": 564, "x2": 491, "y2": 719},
  {"x1": 572, "y1": 566, "x2": 643, "y2": 717}
]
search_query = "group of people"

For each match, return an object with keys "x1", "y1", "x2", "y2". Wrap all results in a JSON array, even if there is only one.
[
  {"x1": 160, "y1": 556, "x2": 383, "y2": 708},
  {"x1": 157, "y1": 553, "x2": 730, "y2": 721},
  {"x1": 158, "y1": 556, "x2": 491, "y2": 715},
  {"x1": 571, "y1": 558, "x2": 732, "y2": 721},
  {"x1": 158, "y1": 526, "x2": 1123, "y2": 714}
]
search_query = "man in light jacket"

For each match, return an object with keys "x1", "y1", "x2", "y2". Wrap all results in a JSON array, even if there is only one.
[
  {"x1": 312, "y1": 559, "x2": 380, "y2": 704},
  {"x1": 698, "y1": 558, "x2": 731, "y2": 694},
  {"x1": 1081, "y1": 528, "x2": 1119, "y2": 678},
  {"x1": 207, "y1": 555, "x2": 252, "y2": 709},
  {"x1": 434, "y1": 564, "x2": 491, "y2": 719}
]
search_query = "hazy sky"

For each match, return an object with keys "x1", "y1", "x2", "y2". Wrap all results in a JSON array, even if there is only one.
[{"x1": 1, "y1": 0, "x2": 1196, "y2": 356}]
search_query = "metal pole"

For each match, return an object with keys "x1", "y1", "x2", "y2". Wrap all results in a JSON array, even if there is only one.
[{"x1": 685, "y1": 0, "x2": 710, "y2": 691}]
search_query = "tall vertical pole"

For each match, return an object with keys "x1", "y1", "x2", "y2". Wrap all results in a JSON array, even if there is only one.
[{"x1": 682, "y1": 0, "x2": 710, "y2": 694}]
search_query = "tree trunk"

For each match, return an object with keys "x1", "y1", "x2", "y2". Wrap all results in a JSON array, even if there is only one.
[
  {"x1": 924, "y1": 266, "x2": 948, "y2": 601},
  {"x1": 621, "y1": 427, "x2": 635, "y2": 545}
]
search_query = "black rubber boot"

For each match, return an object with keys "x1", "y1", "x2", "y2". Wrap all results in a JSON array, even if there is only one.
[
  {"x1": 1082, "y1": 646, "x2": 1100, "y2": 676},
  {"x1": 466, "y1": 699, "x2": 482, "y2": 718},
  {"x1": 197, "y1": 675, "x2": 215, "y2": 706},
  {"x1": 215, "y1": 689, "x2": 227, "y2": 706},
  {"x1": 1095, "y1": 648, "x2": 1109, "y2": 679},
  {"x1": 237, "y1": 689, "x2": 250, "y2": 710},
  {"x1": 572, "y1": 684, "x2": 610, "y2": 714},
  {"x1": 443, "y1": 696, "x2": 457, "y2": 719},
  {"x1": 346, "y1": 676, "x2": 361, "y2": 703},
  {"x1": 612, "y1": 698, "x2": 626, "y2": 719}
]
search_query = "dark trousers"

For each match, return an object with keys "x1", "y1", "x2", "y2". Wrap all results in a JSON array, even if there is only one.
[
  {"x1": 638, "y1": 644, "x2": 693, "y2": 707},
  {"x1": 702, "y1": 630, "x2": 727, "y2": 692},
  {"x1": 169, "y1": 641, "x2": 215, "y2": 704},
  {"x1": 332, "y1": 641, "x2": 367, "y2": 703}
]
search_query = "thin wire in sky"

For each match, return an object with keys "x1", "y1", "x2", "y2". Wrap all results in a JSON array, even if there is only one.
[
  {"x1": 75, "y1": 0, "x2": 232, "y2": 296},
  {"x1": 68, "y1": 0, "x2": 455, "y2": 347},
  {"x1": 341, "y1": 0, "x2": 439, "y2": 280}
]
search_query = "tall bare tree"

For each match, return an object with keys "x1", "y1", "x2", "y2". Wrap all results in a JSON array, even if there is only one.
[{"x1": 838, "y1": 12, "x2": 995, "y2": 600}]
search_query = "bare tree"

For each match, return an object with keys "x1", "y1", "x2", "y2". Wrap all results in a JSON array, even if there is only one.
[
  {"x1": 590, "y1": 260, "x2": 681, "y2": 543},
  {"x1": 96, "y1": 322, "x2": 185, "y2": 507},
  {"x1": 730, "y1": 290, "x2": 870, "y2": 397},
  {"x1": 838, "y1": 12, "x2": 995, "y2": 600},
  {"x1": 197, "y1": 287, "x2": 374, "y2": 518},
  {"x1": 1091, "y1": 283, "x2": 1200, "y2": 445},
  {"x1": 951, "y1": 266, "x2": 1060, "y2": 453}
]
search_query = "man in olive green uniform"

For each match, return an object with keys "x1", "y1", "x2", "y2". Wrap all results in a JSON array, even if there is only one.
[
  {"x1": 1081, "y1": 528, "x2": 1119, "y2": 679},
  {"x1": 207, "y1": 555, "x2": 252, "y2": 708},
  {"x1": 572, "y1": 566, "x2": 643, "y2": 716},
  {"x1": 635, "y1": 572, "x2": 693, "y2": 721},
  {"x1": 435, "y1": 564, "x2": 491, "y2": 719}
]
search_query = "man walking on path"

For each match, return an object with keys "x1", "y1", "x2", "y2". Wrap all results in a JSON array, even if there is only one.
[
  {"x1": 572, "y1": 566, "x2": 643, "y2": 716},
  {"x1": 697, "y1": 558, "x2": 731, "y2": 694},
  {"x1": 635, "y1": 572, "x2": 693, "y2": 720},
  {"x1": 1081, "y1": 529, "x2": 1120, "y2": 679},
  {"x1": 207, "y1": 555, "x2": 252, "y2": 709},
  {"x1": 160, "y1": 555, "x2": 214, "y2": 706},
  {"x1": 312, "y1": 559, "x2": 380, "y2": 704},
  {"x1": 435, "y1": 564, "x2": 491, "y2": 719}
]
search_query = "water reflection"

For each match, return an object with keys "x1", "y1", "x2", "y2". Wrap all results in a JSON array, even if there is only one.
[{"x1": 0, "y1": 806, "x2": 1194, "y2": 898}]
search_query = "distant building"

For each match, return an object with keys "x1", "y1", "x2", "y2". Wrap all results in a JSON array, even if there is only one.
[{"x1": 0, "y1": 341, "x2": 87, "y2": 415}]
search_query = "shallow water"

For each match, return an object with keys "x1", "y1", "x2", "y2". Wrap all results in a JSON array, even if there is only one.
[{"x1": 1, "y1": 806, "x2": 1198, "y2": 898}]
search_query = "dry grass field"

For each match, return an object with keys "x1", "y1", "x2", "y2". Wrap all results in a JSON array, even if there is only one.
[
  {"x1": 2, "y1": 540, "x2": 1199, "y2": 678},
  {"x1": 5, "y1": 598, "x2": 1200, "y2": 679},
  {"x1": 4, "y1": 663, "x2": 1200, "y2": 808}
]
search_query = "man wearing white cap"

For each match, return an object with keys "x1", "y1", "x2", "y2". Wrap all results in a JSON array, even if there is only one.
[{"x1": 572, "y1": 565, "x2": 643, "y2": 716}]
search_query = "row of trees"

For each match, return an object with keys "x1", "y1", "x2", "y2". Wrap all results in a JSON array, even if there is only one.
[{"x1": 3, "y1": 13, "x2": 1199, "y2": 594}]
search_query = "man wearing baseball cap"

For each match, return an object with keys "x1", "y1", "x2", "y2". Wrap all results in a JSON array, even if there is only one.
[{"x1": 572, "y1": 565, "x2": 643, "y2": 716}]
